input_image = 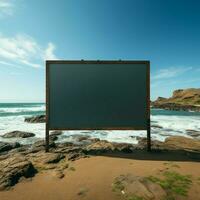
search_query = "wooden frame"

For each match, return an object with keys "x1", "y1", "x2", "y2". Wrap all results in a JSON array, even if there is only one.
[{"x1": 45, "y1": 60, "x2": 151, "y2": 152}]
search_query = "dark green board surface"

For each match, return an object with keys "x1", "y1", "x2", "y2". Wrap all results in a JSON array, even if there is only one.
[{"x1": 47, "y1": 61, "x2": 149, "y2": 130}]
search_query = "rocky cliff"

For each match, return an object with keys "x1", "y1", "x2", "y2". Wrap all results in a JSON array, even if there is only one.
[{"x1": 151, "y1": 88, "x2": 200, "y2": 111}]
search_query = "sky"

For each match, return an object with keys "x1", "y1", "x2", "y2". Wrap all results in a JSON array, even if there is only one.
[{"x1": 0, "y1": 0, "x2": 200, "y2": 102}]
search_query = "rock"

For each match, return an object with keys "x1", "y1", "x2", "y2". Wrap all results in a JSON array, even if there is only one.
[
  {"x1": 114, "y1": 143, "x2": 134, "y2": 153},
  {"x1": 43, "y1": 153, "x2": 65, "y2": 164},
  {"x1": 32, "y1": 139, "x2": 55, "y2": 148},
  {"x1": 83, "y1": 140, "x2": 137, "y2": 154},
  {"x1": 186, "y1": 130, "x2": 200, "y2": 138},
  {"x1": 52, "y1": 169, "x2": 65, "y2": 179},
  {"x1": 152, "y1": 124, "x2": 163, "y2": 129},
  {"x1": 32, "y1": 152, "x2": 65, "y2": 164},
  {"x1": 135, "y1": 136, "x2": 144, "y2": 140},
  {"x1": 2, "y1": 131, "x2": 35, "y2": 138},
  {"x1": 70, "y1": 134, "x2": 91, "y2": 142},
  {"x1": 49, "y1": 135, "x2": 58, "y2": 141},
  {"x1": 0, "y1": 155, "x2": 37, "y2": 190},
  {"x1": 50, "y1": 131, "x2": 63, "y2": 136},
  {"x1": 89, "y1": 138, "x2": 100, "y2": 142},
  {"x1": 24, "y1": 115, "x2": 46, "y2": 123},
  {"x1": 77, "y1": 135, "x2": 91, "y2": 142},
  {"x1": 30, "y1": 140, "x2": 55, "y2": 153},
  {"x1": 151, "y1": 88, "x2": 200, "y2": 112},
  {"x1": 137, "y1": 137, "x2": 164, "y2": 150},
  {"x1": 84, "y1": 140, "x2": 115, "y2": 154},
  {"x1": 9, "y1": 145, "x2": 30, "y2": 154},
  {"x1": 164, "y1": 136, "x2": 200, "y2": 151},
  {"x1": 67, "y1": 152, "x2": 86, "y2": 161},
  {"x1": 188, "y1": 132, "x2": 200, "y2": 138},
  {"x1": 57, "y1": 142, "x2": 75, "y2": 147},
  {"x1": 0, "y1": 142, "x2": 20, "y2": 153},
  {"x1": 54, "y1": 146, "x2": 83, "y2": 154},
  {"x1": 112, "y1": 174, "x2": 166, "y2": 200},
  {"x1": 152, "y1": 102, "x2": 200, "y2": 112}
]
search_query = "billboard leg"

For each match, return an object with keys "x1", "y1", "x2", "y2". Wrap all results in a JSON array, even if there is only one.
[
  {"x1": 147, "y1": 118, "x2": 151, "y2": 151},
  {"x1": 45, "y1": 123, "x2": 49, "y2": 152}
]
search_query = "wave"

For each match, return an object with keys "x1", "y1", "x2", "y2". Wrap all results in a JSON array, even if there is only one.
[
  {"x1": 151, "y1": 114, "x2": 200, "y2": 133},
  {"x1": 0, "y1": 105, "x2": 45, "y2": 114},
  {"x1": 0, "y1": 108, "x2": 200, "y2": 145}
]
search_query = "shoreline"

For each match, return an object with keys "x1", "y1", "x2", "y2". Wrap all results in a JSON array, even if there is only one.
[
  {"x1": 0, "y1": 156, "x2": 200, "y2": 200},
  {"x1": 0, "y1": 130, "x2": 200, "y2": 199}
]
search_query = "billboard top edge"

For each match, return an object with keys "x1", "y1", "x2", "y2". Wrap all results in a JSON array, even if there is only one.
[{"x1": 46, "y1": 60, "x2": 150, "y2": 65}]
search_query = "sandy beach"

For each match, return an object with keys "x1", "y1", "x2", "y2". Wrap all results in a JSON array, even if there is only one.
[{"x1": 0, "y1": 155, "x2": 200, "y2": 200}]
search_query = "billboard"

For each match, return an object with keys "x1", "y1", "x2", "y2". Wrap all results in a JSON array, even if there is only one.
[{"x1": 46, "y1": 60, "x2": 150, "y2": 151}]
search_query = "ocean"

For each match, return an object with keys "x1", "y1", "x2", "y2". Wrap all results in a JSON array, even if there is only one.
[{"x1": 0, "y1": 103, "x2": 200, "y2": 145}]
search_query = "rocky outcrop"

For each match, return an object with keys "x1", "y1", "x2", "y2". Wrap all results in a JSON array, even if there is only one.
[
  {"x1": 0, "y1": 155, "x2": 37, "y2": 190},
  {"x1": 0, "y1": 142, "x2": 20, "y2": 153},
  {"x1": 2, "y1": 131, "x2": 35, "y2": 138},
  {"x1": 83, "y1": 140, "x2": 136, "y2": 154},
  {"x1": 163, "y1": 136, "x2": 200, "y2": 152},
  {"x1": 24, "y1": 115, "x2": 46, "y2": 123},
  {"x1": 31, "y1": 152, "x2": 65, "y2": 164},
  {"x1": 151, "y1": 88, "x2": 200, "y2": 111},
  {"x1": 112, "y1": 174, "x2": 167, "y2": 200},
  {"x1": 0, "y1": 134, "x2": 199, "y2": 190},
  {"x1": 136, "y1": 136, "x2": 200, "y2": 152},
  {"x1": 172, "y1": 89, "x2": 200, "y2": 104},
  {"x1": 83, "y1": 140, "x2": 116, "y2": 154},
  {"x1": 30, "y1": 139, "x2": 55, "y2": 153},
  {"x1": 137, "y1": 138, "x2": 164, "y2": 150},
  {"x1": 152, "y1": 102, "x2": 200, "y2": 112}
]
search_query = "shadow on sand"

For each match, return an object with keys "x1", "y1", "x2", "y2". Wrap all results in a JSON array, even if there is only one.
[{"x1": 84, "y1": 149, "x2": 200, "y2": 162}]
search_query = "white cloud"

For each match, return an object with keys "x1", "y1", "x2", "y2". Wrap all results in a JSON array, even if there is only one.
[
  {"x1": 0, "y1": 0, "x2": 14, "y2": 17},
  {"x1": 0, "y1": 60, "x2": 22, "y2": 68},
  {"x1": 0, "y1": 33, "x2": 58, "y2": 68},
  {"x1": 152, "y1": 66, "x2": 192, "y2": 80},
  {"x1": 44, "y1": 43, "x2": 57, "y2": 60},
  {"x1": 151, "y1": 66, "x2": 198, "y2": 100}
]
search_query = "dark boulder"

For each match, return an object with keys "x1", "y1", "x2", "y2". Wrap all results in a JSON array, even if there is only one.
[
  {"x1": 0, "y1": 155, "x2": 37, "y2": 190},
  {"x1": 42, "y1": 153, "x2": 65, "y2": 164},
  {"x1": 24, "y1": 115, "x2": 46, "y2": 123},
  {"x1": 0, "y1": 142, "x2": 20, "y2": 153},
  {"x1": 2, "y1": 131, "x2": 35, "y2": 138},
  {"x1": 29, "y1": 139, "x2": 56, "y2": 153},
  {"x1": 186, "y1": 130, "x2": 200, "y2": 138},
  {"x1": 50, "y1": 131, "x2": 63, "y2": 136},
  {"x1": 49, "y1": 135, "x2": 58, "y2": 141}
]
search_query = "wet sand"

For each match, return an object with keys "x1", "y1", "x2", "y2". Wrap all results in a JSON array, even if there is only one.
[{"x1": 0, "y1": 156, "x2": 200, "y2": 200}]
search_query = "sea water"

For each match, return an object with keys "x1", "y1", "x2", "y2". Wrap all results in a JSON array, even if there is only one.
[{"x1": 0, "y1": 103, "x2": 200, "y2": 145}]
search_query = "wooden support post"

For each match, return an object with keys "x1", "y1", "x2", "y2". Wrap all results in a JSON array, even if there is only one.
[
  {"x1": 45, "y1": 123, "x2": 49, "y2": 152},
  {"x1": 147, "y1": 118, "x2": 151, "y2": 151},
  {"x1": 46, "y1": 61, "x2": 49, "y2": 152}
]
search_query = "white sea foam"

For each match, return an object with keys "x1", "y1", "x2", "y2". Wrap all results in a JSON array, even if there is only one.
[
  {"x1": 0, "y1": 115, "x2": 45, "y2": 144},
  {"x1": 0, "y1": 105, "x2": 45, "y2": 113},
  {"x1": 0, "y1": 112, "x2": 200, "y2": 145},
  {"x1": 152, "y1": 115, "x2": 200, "y2": 132},
  {"x1": 58, "y1": 130, "x2": 147, "y2": 144},
  {"x1": 151, "y1": 114, "x2": 200, "y2": 141}
]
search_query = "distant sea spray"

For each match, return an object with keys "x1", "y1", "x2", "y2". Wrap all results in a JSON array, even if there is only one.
[{"x1": 0, "y1": 103, "x2": 45, "y2": 117}]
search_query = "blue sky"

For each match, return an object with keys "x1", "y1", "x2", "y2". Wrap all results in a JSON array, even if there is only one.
[{"x1": 0, "y1": 0, "x2": 200, "y2": 102}]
